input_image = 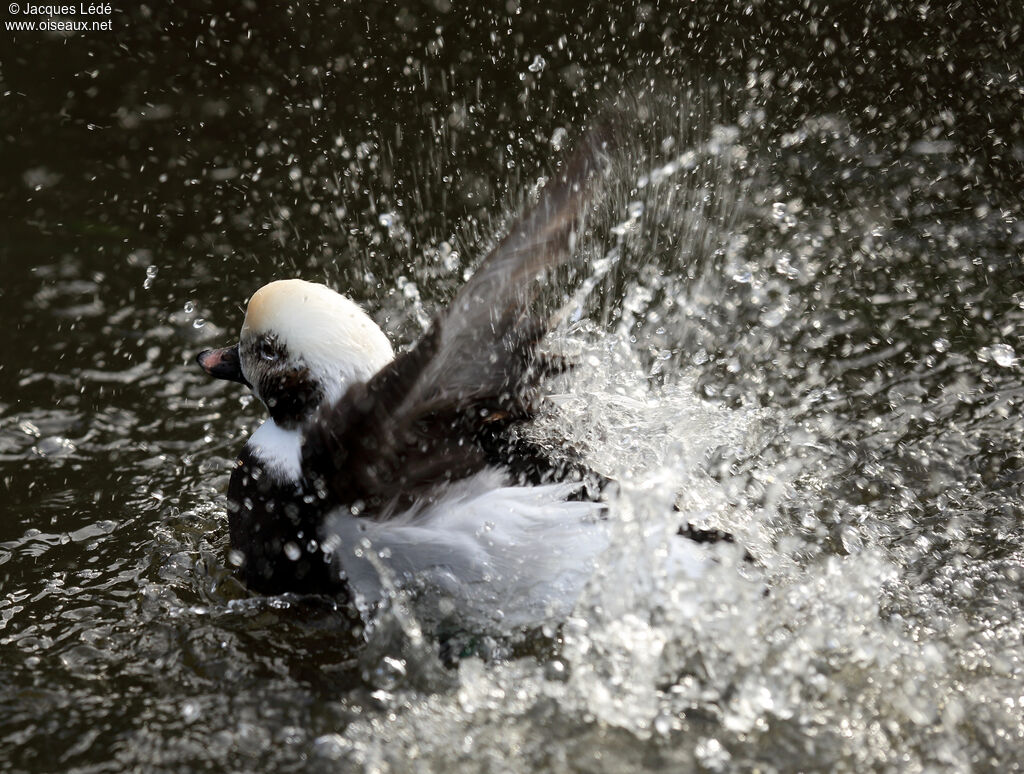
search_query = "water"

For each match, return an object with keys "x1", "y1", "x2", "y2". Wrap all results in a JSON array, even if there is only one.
[{"x1": 3, "y1": 2, "x2": 1024, "y2": 771}]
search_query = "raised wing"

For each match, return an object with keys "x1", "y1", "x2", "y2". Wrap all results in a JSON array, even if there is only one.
[{"x1": 302, "y1": 128, "x2": 613, "y2": 515}]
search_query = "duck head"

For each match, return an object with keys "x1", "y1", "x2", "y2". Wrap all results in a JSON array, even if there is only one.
[{"x1": 197, "y1": 279, "x2": 394, "y2": 426}]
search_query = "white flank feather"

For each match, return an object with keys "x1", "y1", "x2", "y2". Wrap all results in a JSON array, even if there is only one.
[{"x1": 321, "y1": 469, "x2": 610, "y2": 630}]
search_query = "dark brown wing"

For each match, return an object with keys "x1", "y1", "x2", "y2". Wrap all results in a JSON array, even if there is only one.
[
  {"x1": 405, "y1": 125, "x2": 613, "y2": 412},
  {"x1": 302, "y1": 128, "x2": 613, "y2": 515}
]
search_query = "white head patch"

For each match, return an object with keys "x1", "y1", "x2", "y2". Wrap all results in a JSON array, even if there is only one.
[{"x1": 239, "y1": 279, "x2": 394, "y2": 406}]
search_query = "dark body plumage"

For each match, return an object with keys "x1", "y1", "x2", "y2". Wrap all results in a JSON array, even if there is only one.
[{"x1": 227, "y1": 447, "x2": 340, "y2": 595}]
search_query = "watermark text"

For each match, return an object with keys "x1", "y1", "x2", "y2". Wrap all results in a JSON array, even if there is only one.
[{"x1": 6, "y1": 3, "x2": 114, "y2": 33}]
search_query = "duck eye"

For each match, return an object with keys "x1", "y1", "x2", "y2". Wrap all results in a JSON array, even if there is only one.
[{"x1": 257, "y1": 336, "x2": 281, "y2": 362}]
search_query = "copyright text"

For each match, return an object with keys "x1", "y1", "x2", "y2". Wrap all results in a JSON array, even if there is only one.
[{"x1": 6, "y1": 3, "x2": 114, "y2": 32}]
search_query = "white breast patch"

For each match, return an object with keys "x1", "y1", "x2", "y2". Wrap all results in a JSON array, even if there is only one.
[{"x1": 246, "y1": 420, "x2": 304, "y2": 482}]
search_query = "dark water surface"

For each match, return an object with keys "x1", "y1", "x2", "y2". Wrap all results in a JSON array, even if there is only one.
[{"x1": 2, "y1": 2, "x2": 1024, "y2": 771}]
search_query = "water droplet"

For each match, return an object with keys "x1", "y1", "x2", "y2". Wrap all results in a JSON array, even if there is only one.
[
  {"x1": 439, "y1": 241, "x2": 460, "y2": 272},
  {"x1": 653, "y1": 714, "x2": 672, "y2": 736},
  {"x1": 773, "y1": 253, "x2": 800, "y2": 280},
  {"x1": 383, "y1": 656, "x2": 406, "y2": 676},
  {"x1": 840, "y1": 525, "x2": 863, "y2": 554},
  {"x1": 34, "y1": 437, "x2": 76, "y2": 458},
  {"x1": 527, "y1": 54, "x2": 545, "y2": 73},
  {"x1": 181, "y1": 701, "x2": 201, "y2": 723},
  {"x1": 19, "y1": 420, "x2": 40, "y2": 438},
  {"x1": 544, "y1": 659, "x2": 568, "y2": 682},
  {"x1": 312, "y1": 734, "x2": 349, "y2": 761},
  {"x1": 283, "y1": 542, "x2": 301, "y2": 561},
  {"x1": 695, "y1": 737, "x2": 731, "y2": 769},
  {"x1": 986, "y1": 343, "x2": 1017, "y2": 367},
  {"x1": 761, "y1": 301, "x2": 789, "y2": 328}
]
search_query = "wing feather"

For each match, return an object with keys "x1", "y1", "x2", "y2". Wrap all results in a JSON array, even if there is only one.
[{"x1": 302, "y1": 128, "x2": 613, "y2": 514}]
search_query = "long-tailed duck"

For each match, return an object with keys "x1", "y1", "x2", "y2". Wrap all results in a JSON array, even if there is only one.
[{"x1": 197, "y1": 132, "x2": 719, "y2": 628}]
